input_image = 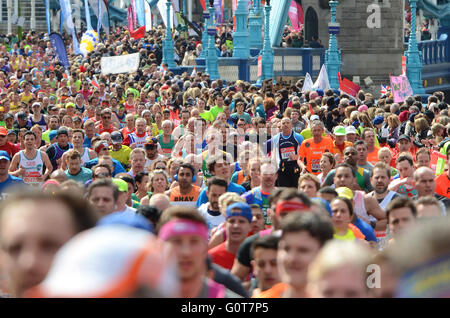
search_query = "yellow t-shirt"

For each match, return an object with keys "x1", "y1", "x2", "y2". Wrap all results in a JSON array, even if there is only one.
[{"x1": 334, "y1": 228, "x2": 356, "y2": 241}]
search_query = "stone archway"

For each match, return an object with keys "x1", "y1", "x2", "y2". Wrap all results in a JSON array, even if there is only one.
[{"x1": 305, "y1": 7, "x2": 319, "y2": 42}]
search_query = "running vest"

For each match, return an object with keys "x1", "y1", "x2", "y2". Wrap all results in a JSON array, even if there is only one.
[
  {"x1": 169, "y1": 186, "x2": 200, "y2": 207},
  {"x1": 353, "y1": 190, "x2": 376, "y2": 224},
  {"x1": 30, "y1": 115, "x2": 47, "y2": 132},
  {"x1": 18, "y1": 150, "x2": 44, "y2": 185},
  {"x1": 80, "y1": 148, "x2": 91, "y2": 165},
  {"x1": 278, "y1": 132, "x2": 299, "y2": 166},
  {"x1": 370, "y1": 191, "x2": 397, "y2": 211},
  {"x1": 129, "y1": 132, "x2": 149, "y2": 149},
  {"x1": 158, "y1": 134, "x2": 175, "y2": 157}
]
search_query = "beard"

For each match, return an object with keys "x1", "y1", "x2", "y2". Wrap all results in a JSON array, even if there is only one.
[{"x1": 374, "y1": 185, "x2": 388, "y2": 194}]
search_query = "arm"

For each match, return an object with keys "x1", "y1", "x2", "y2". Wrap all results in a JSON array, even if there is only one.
[
  {"x1": 8, "y1": 153, "x2": 25, "y2": 177},
  {"x1": 364, "y1": 195, "x2": 387, "y2": 230},
  {"x1": 60, "y1": 152, "x2": 68, "y2": 170},
  {"x1": 88, "y1": 149, "x2": 97, "y2": 159},
  {"x1": 40, "y1": 152, "x2": 53, "y2": 180}
]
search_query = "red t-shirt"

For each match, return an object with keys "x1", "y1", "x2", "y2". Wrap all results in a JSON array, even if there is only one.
[
  {"x1": 435, "y1": 173, "x2": 450, "y2": 198},
  {"x1": 208, "y1": 242, "x2": 236, "y2": 270},
  {"x1": 98, "y1": 123, "x2": 114, "y2": 134},
  {"x1": 0, "y1": 142, "x2": 20, "y2": 158}
]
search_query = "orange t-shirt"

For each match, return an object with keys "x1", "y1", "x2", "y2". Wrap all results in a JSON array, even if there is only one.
[
  {"x1": 169, "y1": 185, "x2": 201, "y2": 206},
  {"x1": 349, "y1": 223, "x2": 366, "y2": 240},
  {"x1": 298, "y1": 137, "x2": 334, "y2": 175},
  {"x1": 367, "y1": 147, "x2": 380, "y2": 165},
  {"x1": 252, "y1": 283, "x2": 289, "y2": 298},
  {"x1": 435, "y1": 173, "x2": 450, "y2": 198}
]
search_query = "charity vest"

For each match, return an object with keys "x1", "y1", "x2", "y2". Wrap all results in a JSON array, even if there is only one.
[
  {"x1": 129, "y1": 132, "x2": 150, "y2": 149},
  {"x1": 19, "y1": 150, "x2": 44, "y2": 185},
  {"x1": 169, "y1": 186, "x2": 201, "y2": 207},
  {"x1": 158, "y1": 134, "x2": 175, "y2": 158}
]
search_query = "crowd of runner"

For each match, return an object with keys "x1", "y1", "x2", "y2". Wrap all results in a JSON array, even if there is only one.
[{"x1": 0, "y1": 27, "x2": 449, "y2": 298}]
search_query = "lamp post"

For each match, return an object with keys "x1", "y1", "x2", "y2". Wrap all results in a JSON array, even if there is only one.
[
  {"x1": 200, "y1": 9, "x2": 210, "y2": 59},
  {"x1": 260, "y1": 0, "x2": 273, "y2": 82},
  {"x1": 205, "y1": 2, "x2": 219, "y2": 80},
  {"x1": 325, "y1": 0, "x2": 341, "y2": 90},
  {"x1": 248, "y1": 0, "x2": 263, "y2": 49},
  {"x1": 405, "y1": 0, "x2": 425, "y2": 94},
  {"x1": 233, "y1": 0, "x2": 250, "y2": 58},
  {"x1": 162, "y1": 0, "x2": 176, "y2": 68}
]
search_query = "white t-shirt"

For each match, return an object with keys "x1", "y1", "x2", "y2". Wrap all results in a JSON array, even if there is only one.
[{"x1": 198, "y1": 203, "x2": 225, "y2": 238}]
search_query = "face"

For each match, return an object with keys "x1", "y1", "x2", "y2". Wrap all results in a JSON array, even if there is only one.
[
  {"x1": 68, "y1": 157, "x2": 81, "y2": 173},
  {"x1": 162, "y1": 122, "x2": 172, "y2": 135},
  {"x1": 277, "y1": 231, "x2": 322, "y2": 289},
  {"x1": 291, "y1": 112, "x2": 299, "y2": 122},
  {"x1": 89, "y1": 186, "x2": 116, "y2": 215},
  {"x1": 388, "y1": 207, "x2": 415, "y2": 235},
  {"x1": 71, "y1": 132, "x2": 84, "y2": 146},
  {"x1": 225, "y1": 215, "x2": 251, "y2": 244},
  {"x1": 131, "y1": 153, "x2": 146, "y2": 172},
  {"x1": 355, "y1": 145, "x2": 368, "y2": 162},
  {"x1": 371, "y1": 168, "x2": 390, "y2": 194},
  {"x1": 311, "y1": 125, "x2": 324, "y2": 139},
  {"x1": 216, "y1": 96, "x2": 223, "y2": 107},
  {"x1": 334, "y1": 135, "x2": 345, "y2": 145},
  {"x1": 364, "y1": 131, "x2": 375, "y2": 147},
  {"x1": 320, "y1": 155, "x2": 332, "y2": 173},
  {"x1": 281, "y1": 119, "x2": 292, "y2": 133},
  {"x1": 417, "y1": 153, "x2": 430, "y2": 168},
  {"x1": 416, "y1": 204, "x2": 442, "y2": 218},
  {"x1": 251, "y1": 208, "x2": 265, "y2": 233},
  {"x1": 334, "y1": 167, "x2": 354, "y2": 188},
  {"x1": 378, "y1": 151, "x2": 391, "y2": 165},
  {"x1": 331, "y1": 199, "x2": 352, "y2": 231},
  {"x1": 57, "y1": 134, "x2": 68, "y2": 146},
  {"x1": 136, "y1": 120, "x2": 146, "y2": 134},
  {"x1": 165, "y1": 233, "x2": 207, "y2": 281},
  {"x1": 251, "y1": 248, "x2": 279, "y2": 291},
  {"x1": 0, "y1": 200, "x2": 77, "y2": 296},
  {"x1": 151, "y1": 173, "x2": 168, "y2": 193},
  {"x1": 260, "y1": 166, "x2": 277, "y2": 188},
  {"x1": 415, "y1": 170, "x2": 436, "y2": 197},
  {"x1": 396, "y1": 160, "x2": 414, "y2": 178},
  {"x1": 207, "y1": 184, "x2": 227, "y2": 211},
  {"x1": 213, "y1": 162, "x2": 230, "y2": 180},
  {"x1": 24, "y1": 134, "x2": 35, "y2": 149},
  {"x1": 177, "y1": 166, "x2": 193, "y2": 188},
  {"x1": 299, "y1": 179, "x2": 318, "y2": 198},
  {"x1": 308, "y1": 264, "x2": 368, "y2": 298},
  {"x1": 398, "y1": 139, "x2": 410, "y2": 152},
  {"x1": 93, "y1": 167, "x2": 110, "y2": 179}
]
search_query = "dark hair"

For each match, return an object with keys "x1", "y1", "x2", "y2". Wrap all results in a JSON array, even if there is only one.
[
  {"x1": 115, "y1": 173, "x2": 137, "y2": 192},
  {"x1": 396, "y1": 154, "x2": 414, "y2": 166},
  {"x1": 354, "y1": 140, "x2": 368, "y2": 150},
  {"x1": 318, "y1": 186, "x2": 338, "y2": 196},
  {"x1": 335, "y1": 163, "x2": 356, "y2": 178},
  {"x1": 137, "y1": 205, "x2": 162, "y2": 226},
  {"x1": 23, "y1": 131, "x2": 36, "y2": 139},
  {"x1": 250, "y1": 234, "x2": 280, "y2": 260},
  {"x1": 207, "y1": 176, "x2": 228, "y2": 190},
  {"x1": 330, "y1": 197, "x2": 354, "y2": 216},
  {"x1": 87, "y1": 178, "x2": 119, "y2": 202},
  {"x1": 371, "y1": 162, "x2": 391, "y2": 178},
  {"x1": 135, "y1": 171, "x2": 149, "y2": 185},
  {"x1": 279, "y1": 213, "x2": 334, "y2": 246},
  {"x1": 177, "y1": 163, "x2": 196, "y2": 177},
  {"x1": 92, "y1": 163, "x2": 112, "y2": 177},
  {"x1": 268, "y1": 187, "x2": 285, "y2": 208},
  {"x1": 386, "y1": 197, "x2": 417, "y2": 223},
  {"x1": 278, "y1": 188, "x2": 311, "y2": 207},
  {"x1": 207, "y1": 153, "x2": 231, "y2": 173}
]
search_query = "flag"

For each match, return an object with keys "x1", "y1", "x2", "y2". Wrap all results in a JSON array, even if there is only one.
[
  {"x1": 44, "y1": 0, "x2": 51, "y2": 35},
  {"x1": 90, "y1": 76, "x2": 99, "y2": 89},
  {"x1": 339, "y1": 76, "x2": 360, "y2": 98},
  {"x1": 136, "y1": 0, "x2": 145, "y2": 27},
  {"x1": 128, "y1": 5, "x2": 134, "y2": 32},
  {"x1": 49, "y1": 33, "x2": 70, "y2": 69},
  {"x1": 200, "y1": 0, "x2": 206, "y2": 11},
  {"x1": 288, "y1": 0, "x2": 303, "y2": 32},
  {"x1": 312, "y1": 65, "x2": 330, "y2": 91},
  {"x1": 59, "y1": 0, "x2": 81, "y2": 55},
  {"x1": 89, "y1": 0, "x2": 110, "y2": 35},
  {"x1": 130, "y1": 26, "x2": 145, "y2": 40},
  {"x1": 84, "y1": 0, "x2": 93, "y2": 30},
  {"x1": 97, "y1": 0, "x2": 102, "y2": 34},
  {"x1": 301, "y1": 72, "x2": 314, "y2": 92},
  {"x1": 144, "y1": 0, "x2": 152, "y2": 32},
  {"x1": 131, "y1": 0, "x2": 137, "y2": 28},
  {"x1": 191, "y1": 67, "x2": 197, "y2": 77},
  {"x1": 380, "y1": 84, "x2": 391, "y2": 96}
]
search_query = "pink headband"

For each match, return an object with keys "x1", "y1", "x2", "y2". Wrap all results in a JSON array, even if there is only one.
[{"x1": 158, "y1": 220, "x2": 208, "y2": 242}]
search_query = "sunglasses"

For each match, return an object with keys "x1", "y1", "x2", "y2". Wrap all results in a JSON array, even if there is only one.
[{"x1": 102, "y1": 116, "x2": 111, "y2": 119}]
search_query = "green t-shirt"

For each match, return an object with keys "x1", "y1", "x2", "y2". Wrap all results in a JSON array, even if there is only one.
[
  {"x1": 200, "y1": 111, "x2": 214, "y2": 123},
  {"x1": 209, "y1": 105, "x2": 224, "y2": 121}
]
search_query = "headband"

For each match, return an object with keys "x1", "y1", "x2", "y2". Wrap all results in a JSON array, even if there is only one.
[
  {"x1": 275, "y1": 201, "x2": 310, "y2": 216},
  {"x1": 158, "y1": 220, "x2": 208, "y2": 242}
]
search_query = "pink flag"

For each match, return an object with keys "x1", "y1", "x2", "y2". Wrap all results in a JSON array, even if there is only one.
[
  {"x1": 131, "y1": 0, "x2": 137, "y2": 28},
  {"x1": 288, "y1": 0, "x2": 304, "y2": 32},
  {"x1": 128, "y1": 5, "x2": 134, "y2": 32}
]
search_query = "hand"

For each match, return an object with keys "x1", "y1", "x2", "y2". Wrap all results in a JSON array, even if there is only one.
[
  {"x1": 17, "y1": 166, "x2": 27, "y2": 177},
  {"x1": 130, "y1": 143, "x2": 136, "y2": 149},
  {"x1": 335, "y1": 153, "x2": 342, "y2": 163},
  {"x1": 289, "y1": 153, "x2": 298, "y2": 161}
]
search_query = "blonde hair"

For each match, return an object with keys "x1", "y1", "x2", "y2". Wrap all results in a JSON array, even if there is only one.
[{"x1": 218, "y1": 192, "x2": 245, "y2": 217}]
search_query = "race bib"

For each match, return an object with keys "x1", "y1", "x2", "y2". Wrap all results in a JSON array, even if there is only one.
[
  {"x1": 311, "y1": 159, "x2": 321, "y2": 172},
  {"x1": 280, "y1": 146, "x2": 295, "y2": 160}
]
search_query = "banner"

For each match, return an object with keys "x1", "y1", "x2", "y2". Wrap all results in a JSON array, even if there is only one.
[
  {"x1": 339, "y1": 74, "x2": 360, "y2": 98},
  {"x1": 144, "y1": 0, "x2": 152, "y2": 32},
  {"x1": 402, "y1": 55, "x2": 407, "y2": 76},
  {"x1": 88, "y1": 0, "x2": 110, "y2": 34},
  {"x1": 84, "y1": 0, "x2": 93, "y2": 30},
  {"x1": 128, "y1": 5, "x2": 134, "y2": 32},
  {"x1": 301, "y1": 72, "x2": 313, "y2": 92},
  {"x1": 288, "y1": 0, "x2": 304, "y2": 32},
  {"x1": 49, "y1": 33, "x2": 69, "y2": 69},
  {"x1": 136, "y1": 0, "x2": 145, "y2": 27},
  {"x1": 157, "y1": 0, "x2": 174, "y2": 29},
  {"x1": 390, "y1": 75, "x2": 414, "y2": 103},
  {"x1": 59, "y1": 0, "x2": 81, "y2": 55},
  {"x1": 45, "y1": 0, "x2": 51, "y2": 35},
  {"x1": 312, "y1": 65, "x2": 330, "y2": 91},
  {"x1": 257, "y1": 56, "x2": 262, "y2": 78},
  {"x1": 101, "y1": 53, "x2": 140, "y2": 75}
]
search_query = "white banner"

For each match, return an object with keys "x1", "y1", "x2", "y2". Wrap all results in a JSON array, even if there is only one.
[{"x1": 101, "y1": 53, "x2": 140, "y2": 75}]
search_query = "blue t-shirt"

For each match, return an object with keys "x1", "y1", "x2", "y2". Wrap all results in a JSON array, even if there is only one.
[
  {"x1": 0, "y1": 175, "x2": 25, "y2": 199},
  {"x1": 65, "y1": 167, "x2": 93, "y2": 184},
  {"x1": 354, "y1": 217, "x2": 377, "y2": 242},
  {"x1": 196, "y1": 182, "x2": 246, "y2": 207},
  {"x1": 83, "y1": 134, "x2": 100, "y2": 148},
  {"x1": 84, "y1": 158, "x2": 125, "y2": 176}
]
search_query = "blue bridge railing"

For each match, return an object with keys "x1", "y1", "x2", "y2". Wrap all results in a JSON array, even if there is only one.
[{"x1": 418, "y1": 36, "x2": 450, "y2": 65}]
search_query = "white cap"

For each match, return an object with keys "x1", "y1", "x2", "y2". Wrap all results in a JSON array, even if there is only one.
[
  {"x1": 346, "y1": 126, "x2": 357, "y2": 134},
  {"x1": 310, "y1": 115, "x2": 320, "y2": 121}
]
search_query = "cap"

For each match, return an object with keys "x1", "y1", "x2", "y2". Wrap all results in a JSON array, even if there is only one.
[
  {"x1": 0, "y1": 126, "x2": 7, "y2": 136},
  {"x1": 358, "y1": 105, "x2": 368, "y2": 112},
  {"x1": 409, "y1": 113, "x2": 418, "y2": 123},
  {"x1": 17, "y1": 111, "x2": 27, "y2": 120},
  {"x1": 373, "y1": 116, "x2": 384, "y2": 125},
  {"x1": 94, "y1": 141, "x2": 109, "y2": 154},
  {"x1": 97, "y1": 212, "x2": 154, "y2": 233},
  {"x1": 145, "y1": 137, "x2": 158, "y2": 147},
  {"x1": 336, "y1": 187, "x2": 354, "y2": 200},
  {"x1": 25, "y1": 226, "x2": 178, "y2": 298},
  {"x1": 226, "y1": 202, "x2": 252, "y2": 223},
  {"x1": 424, "y1": 110, "x2": 435, "y2": 121},
  {"x1": 0, "y1": 150, "x2": 10, "y2": 161},
  {"x1": 72, "y1": 116, "x2": 82, "y2": 122},
  {"x1": 398, "y1": 134, "x2": 411, "y2": 142},
  {"x1": 110, "y1": 131, "x2": 123, "y2": 144},
  {"x1": 310, "y1": 114, "x2": 320, "y2": 121},
  {"x1": 346, "y1": 126, "x2": 357, "y2": 135},
  {"x1": 334, "y1": 126, "x2": 346, "y2": 136},
  {"x1": 49, "y1": 130, "x2": 58, "y2": 141},
  {"x1": 112, "y1": 178, "x2": 129, "y2": 192},
  {"x1": 32, "y1": 102, "x2": 41, "y2": 108},
  {"x1": 65, "y1": 102, "x2": 75, "y2": 108},
  {"x1": 399, "y1": 110, "x2": 410, "y2": 123},
  {"x1": 57, "y1": 127, "x2": 69, "y2": 136},
  {"x1": 4, "y1": 114, "x2": 13, "y2": 120}
]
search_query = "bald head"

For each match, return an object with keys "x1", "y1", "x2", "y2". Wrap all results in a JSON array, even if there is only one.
[
  {"x1": 414, "y1": 167, "x2": 436, "y2": 197},
  {"x1": 149, "y1": 193, "x2": 170, "y2": 212}
]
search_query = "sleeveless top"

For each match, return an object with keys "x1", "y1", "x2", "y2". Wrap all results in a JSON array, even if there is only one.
[
  {"x1": 353, "y1": 190, "x2": 376, "y2": 224},
  {"x1": 158, "y1": 134, "x2": 175, "y2": 158},
  {"x1": 30, "y1": 114, "x2": 47, "y2": 132},
  {"x1": 80, "y1": 148, "x2": 91, "y2": 165},
  {"x1": 18, "y1": 150, "x2": 44, "y2": 185},
  {"x1": 370, "y1": 191, "x2": 397, "y2": 211},
  {"x1": 278, "y1": 132, "x2": 299, "y2": 166},
  {"x1": 129, "y1": 132, "x2": 149, "y2": 149},
  {"x1": 169, "y1": 186, "x2": 200, "y2": 207}
]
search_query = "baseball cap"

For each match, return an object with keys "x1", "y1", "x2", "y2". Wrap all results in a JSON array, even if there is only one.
[
  {"x1": 4, "y1": 114, "x2": 13, "y2": 120},
  {"x1": 32, "y1": 102, "x2": 41, "y2": 108},
  {"x1": 49, "y1": 130, "x2": 58, "y2": 141},
  {"x1": 17, "y1": 111, "x2": 27, "y2": 120},
  {"x1": 0, "y1": 107, "x2": 5, "y2": 112},
  {"x1": 97, "y1": 212, "x2": 154, "y2": 233},
  {"x1": 310, "y1": 114, "x2": 320, "y2": 121},
  {"x1": 145, "y1": 137, "x2": 158, "y2": 147},
  {"x1": 25, "y1": 226, "x2": 179, "y2": 298},
  {"x1": 398, "y1": 134, "x2": 411, "y2": 142},
  {"x1": 0, "y1": 126, "x2": 7, "y2": 136},
  {"x1": 0, "y1": 150, "x2": 10, "y2": 161},
  {"x1": 226, "y1": 202, "x2": 252, "y2": 223},
  {"x1": 334, "y1": 126, "x2": 346, "y2": 136},
  {"x1": 65, "y1": 102, "x2": 75, "y2": 108},
  {"x1": 358, "y1": 105, "x2": 368, "y2": 112},
  {"x1": 373, "y1": 116, "x2": 384, "y2": 125},
  {"x1": 336, "y1": 187, "x2": 354, "y2": 200},
  {"x1": 110, "y1": 131, "x2": 123, "y2": 144},
  {"x1": 57, "y1": 127, "x2": 69, "y2": 136},
  {"x1": 346, "y1": 126, "x2": 357, "y2": 135},
  {"x1": 112, "y1": 178, "x2": 129, "y2": 192}
]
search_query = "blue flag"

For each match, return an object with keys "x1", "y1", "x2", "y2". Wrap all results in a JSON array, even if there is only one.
[
  {"x1": 59, "y1": 0, "x2": 81, "y2": 55},
  {"x1": 49, "y1": 33, "x2": 69, "y2": 69},
  {"x1": 97, "y1": 0, "x2": 102, "y2": 34},
  {"x1": 44, "y1": 0, "x2": 51, "y2": 34},
  {"x1": 84, "y1": 0, "x2": 93, "y2": 30},
  {"x1": 136, "y1": 0, "x2": 145, "y2": 27}
]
